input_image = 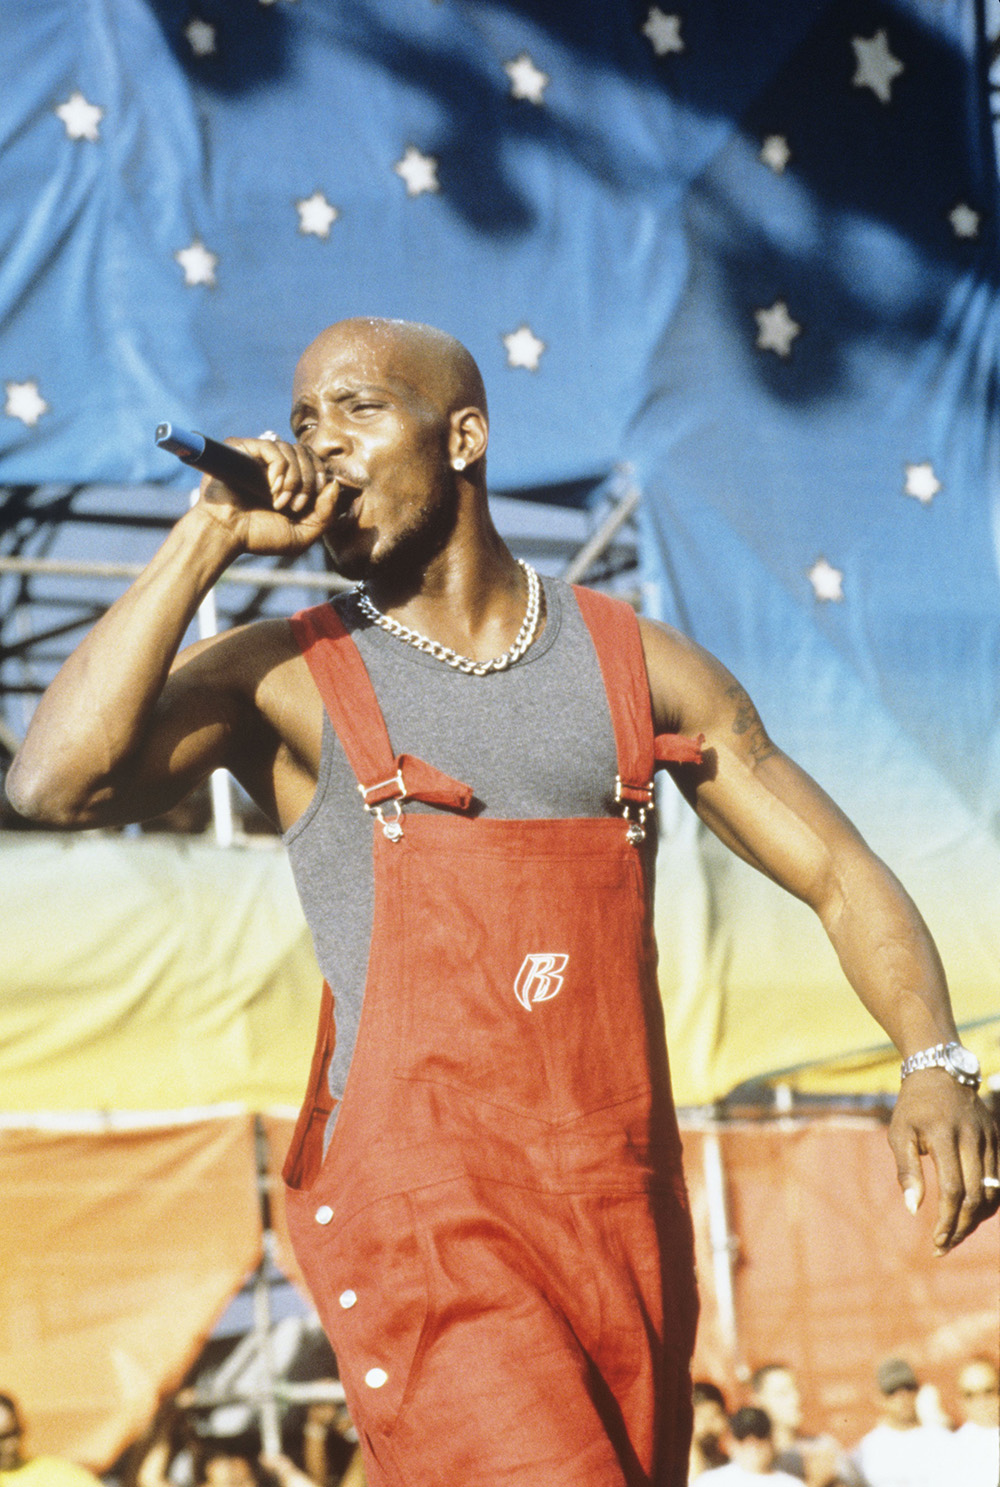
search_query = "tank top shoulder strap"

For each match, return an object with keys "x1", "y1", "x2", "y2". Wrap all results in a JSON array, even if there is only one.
[
  {"x1": 289, "y1": 601, "x2": 474, "y2": 812},
  {"x1": 570, "y1": 586, "x2": 703, "y2": 803}
]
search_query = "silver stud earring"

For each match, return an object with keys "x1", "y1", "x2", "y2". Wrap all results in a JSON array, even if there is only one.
[{"x1": 452, "y1": 457, "x2": 466, "y2": 471}]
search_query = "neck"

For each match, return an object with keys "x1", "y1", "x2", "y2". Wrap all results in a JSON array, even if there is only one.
[{"x1": 366, "y1": 499, "x2": 533, "y2": 663}]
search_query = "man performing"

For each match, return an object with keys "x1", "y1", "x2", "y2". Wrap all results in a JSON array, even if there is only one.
[{"x1": 7, "y1": 318, "x2": 998, "y2": 1487}]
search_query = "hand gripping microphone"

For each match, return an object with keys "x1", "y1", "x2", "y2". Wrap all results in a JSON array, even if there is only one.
[{"x1": 155, "y1": 422, "x2": 272, "y2": 504}]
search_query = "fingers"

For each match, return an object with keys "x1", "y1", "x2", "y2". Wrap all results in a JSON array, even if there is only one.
[
  {"x1": 200, "y1": 438, "x2": 337, "y2": 523},
  {"x1": 891, "y1": 1124, "x2": 925, "y2": 1217},
  {"x1": 230, "y1": 437, "x2": 328, "y2": 514},
  {"x1": 929, "y1": 1129, "x2": 967, "y2": 1254},
  {"x1": 940, "y1": 1129, "x2": 998, "y2": 1253},
  {"x1": 891, "y1": 1077, "x2": 1000, "y2": 1254}
]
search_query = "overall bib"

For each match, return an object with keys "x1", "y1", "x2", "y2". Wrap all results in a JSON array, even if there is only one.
[{"x1": 282, "y1": 587, "x2": 700, "y2": 1487}]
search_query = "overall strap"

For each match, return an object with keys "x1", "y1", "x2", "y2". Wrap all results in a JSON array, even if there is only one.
[
  {"x1": 290, "y1": 601, "x2": 474, "y2": 814},
  {"x1": 571, "y1": 586, "x2": 703, "y2": 812}
]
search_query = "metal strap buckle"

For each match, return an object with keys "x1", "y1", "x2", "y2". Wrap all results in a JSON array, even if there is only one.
[
  {"x1": 358, "y1": 769, "x2": 406, "y2": 841},
  {"x1": 358, "y1": 768, "x2": 406, "y2": 804},
  {"x1": 614, "y1": 774, "x2": 654, "y2": 845},
  {"x1": 368, "y1": 799, "x2": 404, "y2": 843}
]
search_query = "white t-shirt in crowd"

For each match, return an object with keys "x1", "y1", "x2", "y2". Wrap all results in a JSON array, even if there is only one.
[
  {"x1": 692, "y1": 1463, "x2": 803, "y2": 1486},
  {"x1": 946, "y1": 1420, "x2": 1000, "y2": 1487},
  {"x1": 850, "y1": 1422, "x2": 954, "y2": 1487}
]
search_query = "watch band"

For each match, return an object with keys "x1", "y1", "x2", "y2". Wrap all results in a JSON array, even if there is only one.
[{"x1": 900, "y1": 1041, "x2": 980, "y2": 1089}]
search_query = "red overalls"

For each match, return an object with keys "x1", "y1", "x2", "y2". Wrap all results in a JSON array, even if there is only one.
[{"x1": 282, "y1": 587, "x2": 700, "y2": 1486}]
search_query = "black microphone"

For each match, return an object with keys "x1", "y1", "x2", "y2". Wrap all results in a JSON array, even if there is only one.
[{"x1": 155, "y1": 422, "x2": 272, "y2": 504}]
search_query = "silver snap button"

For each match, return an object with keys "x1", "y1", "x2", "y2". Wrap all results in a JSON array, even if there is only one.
[
  {"x1": 314, "y1": 1204, "x2": 334, "y2": 1225},
  {"x1": 364, "y1": 1368, "x2": 388, "y2": 1389},
  {"x1": 339, "y1": 1290, "x2": 357, "y2": 1309}
]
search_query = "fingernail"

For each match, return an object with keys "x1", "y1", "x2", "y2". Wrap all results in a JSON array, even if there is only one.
[{"x1": 904, "y1": 1187, "x2": 919, "y2": 1215}]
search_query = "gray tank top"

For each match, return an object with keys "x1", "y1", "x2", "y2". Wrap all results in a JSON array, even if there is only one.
[{"x1": 284, "y1": 576, "x2": 622, "y2": 1103}]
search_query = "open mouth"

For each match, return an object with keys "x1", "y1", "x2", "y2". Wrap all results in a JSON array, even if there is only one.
[{"x1": 330, "y1": 477, "x2": 364, "y2": 523}]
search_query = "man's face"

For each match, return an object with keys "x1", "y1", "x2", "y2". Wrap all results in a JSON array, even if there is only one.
[
  {"x1": 290, "y1": 327, "x2": 458, "y2": 584},
  {"x1": 882, "y1": 1382, "x2": 919, "y2": 1428},
  {"x1": 730, "y1": 1433, "x2": 774, "y2": 1473},
  {"x1": 957, "y1": 1361, "x2": 1000, "y2": 1429},
  {"x1": 0, "y1": 1404, "x2": 23, "y2": 1471},
  {"x1": 692, "y1": 1396, "x2": 727, "y2": 1447},
  {"x1": 754, "y1": 1368, "x2": 802, "y2": 1432}
]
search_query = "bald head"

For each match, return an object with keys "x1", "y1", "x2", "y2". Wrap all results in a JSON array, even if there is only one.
[{"x1": 294, "y1": 317, "x2": 487, "y2": 423}]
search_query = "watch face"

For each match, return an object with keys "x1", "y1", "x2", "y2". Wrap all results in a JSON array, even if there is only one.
[{"x1": 946, "y1": 1045, "x2": 980, "y2": 1077}]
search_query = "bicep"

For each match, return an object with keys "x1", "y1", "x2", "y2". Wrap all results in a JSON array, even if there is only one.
[
  {"x1": 639, "y1": 617, "x2": 866, "y2": 912},
  {"x1": 80, "y1": 638, "x2": 259, "y2": 826}
]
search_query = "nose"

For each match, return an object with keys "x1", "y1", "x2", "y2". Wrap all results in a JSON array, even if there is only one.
[{"x1": 307, "y1": 413, "x2": 350, "y2": 460}]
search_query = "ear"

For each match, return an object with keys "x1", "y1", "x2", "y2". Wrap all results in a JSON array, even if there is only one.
[{"x1": 448, "y1": 407, "x2": 488, "y2": 471}]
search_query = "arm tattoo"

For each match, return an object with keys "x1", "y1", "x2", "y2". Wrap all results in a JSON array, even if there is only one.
[{"x1": 725, "y1": 683, "x2": 777, "y2": 765}]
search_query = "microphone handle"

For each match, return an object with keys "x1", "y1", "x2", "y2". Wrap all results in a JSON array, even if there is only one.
[{"x1": 155, "y1": 422, "x2": 272, "y2": 504}]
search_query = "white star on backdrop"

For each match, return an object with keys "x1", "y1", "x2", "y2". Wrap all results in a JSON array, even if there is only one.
[
  {"x1": 504, "y1": 52, "x2": 550, "y2": 105},
  {"x1": 948, "y1": 203, "x2": 980, "y2": 239},
  {"x1": 642, "y1": 9, "x2": 684, "y2": 56},
  {"x1": 760, "y1": 134, "x2": 791, "y2": 173},
  {"x1": 54, "y1": 91, "x2": 104, "y2": 142},
  {"x1": 754, "y1": 300, "x2": 801, "y2": 357},
  {"x1": 175, "y1": 239, "x2": 218, "y2": 286},
  {"x1": 185, "y1": 18, "x2": 217, "y2": 57},
  {"x1": 5, "y1": 380, "x2": 49, "y2": 427},
  {"x1": 296, "y1": 192, "x2": 339, "y2": 237},
  {"x1": 851, "y1": 30, "x2": 904, "y2": 104},
  {"x1": 808, "y1": 557, "x2": 844, "y2": 602},
  {"x1": 904, "y1": 461, "x2": 941, "y2": 504},
  {"x1": 503, "y1": 325, "x2": 546, "y2": 371},
  {"x1": 394, "y1": 145, "x2": 440, "y2": 197}
]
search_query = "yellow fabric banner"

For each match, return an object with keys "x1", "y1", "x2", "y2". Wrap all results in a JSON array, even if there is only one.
[
  {"x1": 0, "y1": 836, "x2": 321, "y2": 1111},
  {"x1": 0, "y1": 830, "x2": 995, "y2": 1110}
]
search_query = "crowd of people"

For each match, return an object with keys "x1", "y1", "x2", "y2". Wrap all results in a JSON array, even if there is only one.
[
  {"x1": 4, "y1": 1349, "x2": 997, "y2": 1487},
  {"x1": 688, "y1": 1354, "x2": 1000, "y2": 1485}
]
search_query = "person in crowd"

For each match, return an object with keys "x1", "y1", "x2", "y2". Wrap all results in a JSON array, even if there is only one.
[
  {"x1": 300, "y1": 1402, "x2": 364, "y2": 1487},
  {"x1": 848, "y1": 1358, "x2": 951, "y2": 1487},
  {"x1": 138, "y1": 1435, "x2": 314, "y2": 1487},
  {"x1": 693, "y1": 1406, "x2": 802, "y2": 1483},
  {"x1": 749, "y1": 1363, "x2": 860, "y2": 1487},
  {"x1": 0, "y1": 1397, "x2": 103, "y2": 1487},
  {"x1": 947, "y1": 1355, "x2": 999, "y2": 1487},
  {"x1": 8, "y1": 315, "x2": 999, "y2": 1485},
  {"x1": 689, "y1": 1381, "x2": 730, "y2": 1480}
]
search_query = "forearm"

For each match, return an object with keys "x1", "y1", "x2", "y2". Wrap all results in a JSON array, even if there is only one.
[
  {"x1": 818, "y1": 852, "x2": 958, "y2": 1058},
  {"x1": 6, "y1": 505, "x2": 242, "y2": 823}
]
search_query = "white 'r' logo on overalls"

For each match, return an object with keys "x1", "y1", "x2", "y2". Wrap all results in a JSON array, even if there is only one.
[{"x1": 514, "y1": 953, "x2": 569, "y2": 1010}]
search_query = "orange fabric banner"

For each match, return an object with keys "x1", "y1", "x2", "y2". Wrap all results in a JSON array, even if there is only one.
[
  {"x1": 0, "y1": 1119, "x2": 262, "y2": 1470},
  {"x1": 683, "y1": 1119, "x2": 1000, "y2": 1449}
]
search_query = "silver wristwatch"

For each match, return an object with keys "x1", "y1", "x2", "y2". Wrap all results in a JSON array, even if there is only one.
[{"x1": 900, "y1": 1041, "x2": 981, "y2": 1090}]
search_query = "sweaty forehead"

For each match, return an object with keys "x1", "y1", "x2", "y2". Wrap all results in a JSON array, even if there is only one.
[{"x1": 293, "y1": 318, "x2": 481, "y2": 412}]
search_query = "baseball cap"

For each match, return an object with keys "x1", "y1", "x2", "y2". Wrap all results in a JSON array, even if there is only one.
[{"x1": 877, "y1": 1358, "x2": 919, "y2": 1394}]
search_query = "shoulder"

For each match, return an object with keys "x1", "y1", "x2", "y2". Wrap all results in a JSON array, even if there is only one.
[
  {"x1": 636, "y1": 614, "x2": 764, "y2": 745},
  {"x1": 169, "y1": 615, "x2": 301, "y2": 688},
  {"x1": 165, "y1": 615, "x2": 317, "y2": 726}
]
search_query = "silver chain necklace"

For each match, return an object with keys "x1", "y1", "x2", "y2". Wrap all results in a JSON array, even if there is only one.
[{"x1": 354, "y1": 560, "x2": 541, "y2": 675}]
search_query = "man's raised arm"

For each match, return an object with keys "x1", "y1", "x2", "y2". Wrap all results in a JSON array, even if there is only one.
[
  {"x1": 639, "y1": 616, "x2": 999, "y2": 1254},
  {"x1": 5, "y1": 438, "x2": 337, "y2": 829}
]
